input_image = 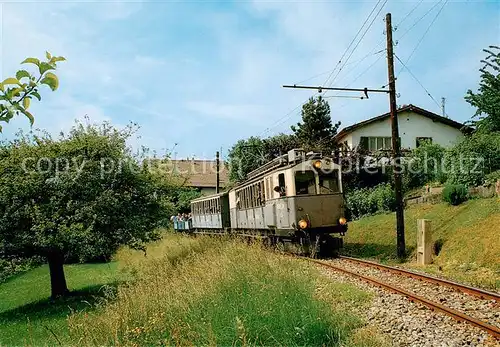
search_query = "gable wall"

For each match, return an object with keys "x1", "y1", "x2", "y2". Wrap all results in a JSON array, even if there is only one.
[{"x1": 340, "y1": 111, "x2": 464, "y2": 150}]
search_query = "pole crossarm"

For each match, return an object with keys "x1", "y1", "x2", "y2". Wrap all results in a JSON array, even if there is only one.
[{"x1": 282, "y1": 84, "x2": 390, "y2": 94}]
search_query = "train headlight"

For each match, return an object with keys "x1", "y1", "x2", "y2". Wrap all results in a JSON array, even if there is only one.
[
  {"x1": 339, "y1": 217, "x2": 347, "y2": 225},
  {"x1": 313, "y1": 160, "x2": 322, "y2": 169},
  {"x1": 298, "y1": 219, "x2": 308, "y2": 229}
]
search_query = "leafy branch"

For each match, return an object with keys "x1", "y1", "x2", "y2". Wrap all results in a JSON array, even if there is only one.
[{"x1": 0, "y1": 51, "x2": 65, "y2": 131}]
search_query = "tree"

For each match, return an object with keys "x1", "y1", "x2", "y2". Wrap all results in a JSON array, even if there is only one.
[
  {"x1": 262, "y1": 133, "x2": 300, "y2": 159},
  {"x1": 290, "y1": 96, "x2": 341, "y2": 153},
  {"x1": 174, "y1": 187, "x2": 202, "y2": 213},
  {"x1": 465, "y1": 45, "x2": 500, "y2": 133},
  {"x1": 227, "y1": 137, "x2": 265, "y2": 182},
  {"x1": 0, "y1": 52, "x2": 65, "y2": 131},
  {"x1": 227, "y1": 134, "x2": 300, "y2": 182},
  {"x1": 0, "y1": 122, "x2": 173, "y2": 298}
]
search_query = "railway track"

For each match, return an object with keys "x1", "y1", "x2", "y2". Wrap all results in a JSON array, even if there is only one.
[
  {"x1": 301, "y1": 256, "x2": 500, "y2": 341},
  {"x1": 339, "y1": 255, "x2": 500, "y2": 301}
]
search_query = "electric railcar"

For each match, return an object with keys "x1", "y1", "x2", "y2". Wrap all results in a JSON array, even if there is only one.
[{"x1": 177, "y1": 149, "x2": 348, "y2": 256}]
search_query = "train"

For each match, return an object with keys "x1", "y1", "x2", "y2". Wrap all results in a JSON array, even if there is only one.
[{"x1": 174, "y1": 148, "x2": 348, "y2": 257}]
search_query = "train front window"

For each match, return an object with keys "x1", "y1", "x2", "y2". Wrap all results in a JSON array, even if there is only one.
[
  {"x1": 318, "y1": 171, "x2": 340, "y2": 194},
  {"x1": 295, "y1": 171, "x2": 316, "y2": 195}
]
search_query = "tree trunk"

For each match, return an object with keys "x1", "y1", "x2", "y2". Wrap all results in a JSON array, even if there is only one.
[{"x1": 47, "y1": 251, "x2": 69, "y2": 298}]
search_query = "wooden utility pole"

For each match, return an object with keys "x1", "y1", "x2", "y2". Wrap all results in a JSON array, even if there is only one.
[
  {"x1": 216, "y1": 151, "x2": 220, "y2": 194},
  {"x1": 282, "y1": 13, "x2": 406, "y2": 259},
  {"x1": 386, "y1": 13, "x2": 405, "y2": 259}
]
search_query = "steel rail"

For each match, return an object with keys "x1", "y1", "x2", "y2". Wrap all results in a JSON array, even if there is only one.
[
  {"x1": 339, "y1": 256, "x2": 500, "y2": 302},
  {"x1": 303, "y1": 258, "x2": 500, "y2": 340}
]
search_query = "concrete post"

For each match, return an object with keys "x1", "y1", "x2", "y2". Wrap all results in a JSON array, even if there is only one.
[{"x1": 417, "y1": 219, "x2": 432, "y2": 265}]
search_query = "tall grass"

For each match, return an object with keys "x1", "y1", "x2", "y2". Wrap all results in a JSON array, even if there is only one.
[
  {"x1": 343, "y1": 197, "x2": 500, "y2": 289},
  {"x1": 67, "y1": 234, "x2": 374, "y2": 346}
]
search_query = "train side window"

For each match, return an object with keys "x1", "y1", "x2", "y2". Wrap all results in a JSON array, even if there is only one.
[
  {"x1": 259, "y1": 181, "x2": 265, "y2": 205},
  {"x1": 276, "y1": 173, "x2": 286, "y2": 197},
  {"x1": 267, "y1": 177, "x2": 272, "y2": 199},
  {"x1": 252, "y1": 185, "x2": 257, "y2": 207}
]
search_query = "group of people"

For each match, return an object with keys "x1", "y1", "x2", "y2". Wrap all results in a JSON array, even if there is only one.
[{"x1": 170, "y1": 213, "x2": 192, "y2": 222}]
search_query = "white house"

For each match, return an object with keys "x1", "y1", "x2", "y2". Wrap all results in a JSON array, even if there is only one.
[{"x1": 335, "y1": 104, "x2": 468, "y2": 152}]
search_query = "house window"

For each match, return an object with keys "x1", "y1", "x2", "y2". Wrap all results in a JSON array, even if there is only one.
[
  {"x1": 416, "y1": 137, "x2": 432, "y2": 147},
  {"x1": 360, "y1": 136, "x2": 392, "y2": 151}
]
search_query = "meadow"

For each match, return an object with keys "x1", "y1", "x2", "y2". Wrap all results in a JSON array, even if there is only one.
[{"x1": 0, "y1": 233, "x2": 387, "y2": 346}]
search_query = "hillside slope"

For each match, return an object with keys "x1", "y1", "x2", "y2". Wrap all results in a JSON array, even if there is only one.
[{"x1": 343, "y1": 197, "x2": 500, "y2": 290}]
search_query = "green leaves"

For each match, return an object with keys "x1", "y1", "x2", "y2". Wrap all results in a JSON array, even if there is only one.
[
  {"x1": 21, "y1": 57, "x2": 40, "y2": 66},
  {"x1": 2, "y1": 77, "x2": 21, "y2": 86},
  {"x1": 50, "y1": 56, "x2": 66, "y2": 64},
  {"x1": 1, "y1": 52, "x2": 65, "y2": 129},
  {"x1": 23, "y1": 97, "x2": 31, "y2": 110},
  {"x1": 39, "y1": 62, "x2": 55, "y2": 75},
  {"x1": 31, "y1": 90, "x2": 41, "y2": 101},
  {"x1": 16, "y1": 70, "x2": 31, "y2": 81},
  {"x1": 40, "y1": 72, "x2": 59, "y2": 91},
  {"x1": 22, "y1": 109, "x2": 34, "y2": 125}
]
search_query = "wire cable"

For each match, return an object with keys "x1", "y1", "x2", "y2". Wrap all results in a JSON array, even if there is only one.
[
  {"x1": 394, "y1": 0, "x2": 425, "y2": 31},
  {"x1": 325, "y1": 0, "x2": 388, "y2": 91},
  {"x1": 396, "y1": 0, "x2": 448, "y2": 78},
  {"x1": 396, "y1": 0, "x2": 444, "y2": 42},
  {"x1": 294, "y1": 48, "x2": 385, "y2": 86},
  {"x1": 260, "y1": 0, "x2": 388, "y2": 138},
  {"x1": 395, "y1": 54, "x2": 446, "y2": 115},
  {"x1": 323, "y1": 0, "x2": 383, "y2": 87}
]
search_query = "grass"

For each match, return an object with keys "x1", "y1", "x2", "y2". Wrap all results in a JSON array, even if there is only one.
[
  {"x1": 0, "y1": 232, "x2": 386, "y2": 346},
  {"x1": 0, "y1": 233, "x2": 215, "y2": 347},
  {"x1": 68, "y1": 236, "x2": 383, "y2": 346},
  {"x1": 343, "y1": 197, "x2": 500, "y2": 290},
  {"x1": 0, "y1": 262, "x2": 123, "y2": 346}
]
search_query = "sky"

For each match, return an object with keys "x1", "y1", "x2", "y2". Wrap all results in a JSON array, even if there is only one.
[{"x1": 0, "y1": 0, "x2": 498, "y2": 160}]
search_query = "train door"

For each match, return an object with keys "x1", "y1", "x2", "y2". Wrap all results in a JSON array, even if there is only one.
[
  {"x1": 276, "y1": 173, "x2": 290, "y2": 228},
  {"x1": 264, "y1": 176, "x2": 277, "y2": 227}
]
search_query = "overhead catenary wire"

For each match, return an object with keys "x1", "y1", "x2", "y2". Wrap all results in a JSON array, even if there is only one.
[
  {"x1": 396, "y1": 0, "x2": 449, "y2": 78},
  {"x1": 294, "y1": 48, "x2": 385, "y2": 86},
  {"x1": 394, "y1": 54, "x2": 447, "y2": 116},
  {"x1": 261, "y1": 2, "x2": 391, "y2": 139},
  {"x1": 394, "y1": 0, "x2": 425, "y2": 30},
  {"x1": 396, "y1": 0, "x2": 444, "y2": 41},
  {"x1": 322, "y1": 0, "x2": 383, "y2": 87},
  {"x1": 325, "y1": 0, "x2": 389, "y2": 91}
]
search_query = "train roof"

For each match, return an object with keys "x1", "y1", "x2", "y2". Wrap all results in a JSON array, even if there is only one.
[
  {"x1": 190, "y1": 191, "x2": 229, "y2": 203},
  {"x1": 232, "y1": 149, "x2": 339, "y2": 189}
]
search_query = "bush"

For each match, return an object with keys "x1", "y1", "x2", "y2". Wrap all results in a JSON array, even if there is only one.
[
  {"x1": 0, "y1": 256, "x2": 43, "y2": 283},
  {"x1": 444, "y1": 132, "x2": 500, "y2": 187},
  {"x1": 485, "y1": 170, "x2": 500, "y2": 185},
  {"x1": 442, "y1": 184, "x2": 468, "y2": 206},
  {"x1": 346, "y1": 183, "x2": 396, "y2": 220},
  {"x1": 403, "y1": 142, "x2": 447, "y2": 190}
]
